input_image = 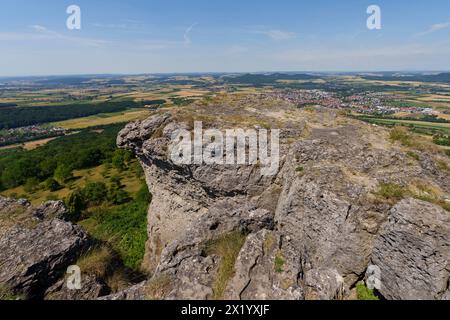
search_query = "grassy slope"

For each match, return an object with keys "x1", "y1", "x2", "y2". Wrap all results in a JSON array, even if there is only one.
[{"x1": 1, "y1": 161, "x2": 142, "y2": 205}]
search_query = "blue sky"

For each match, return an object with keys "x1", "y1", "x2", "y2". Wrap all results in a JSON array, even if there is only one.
[{"x1": 1, "y1": 0, "x2": 450, "y2": 76}]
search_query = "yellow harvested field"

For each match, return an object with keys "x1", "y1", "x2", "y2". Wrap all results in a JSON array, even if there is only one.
[
  {"x1": 126, "y1": 92, "x2": 165, "y2": 99},
  {"x1": 393, "y1": 112, "x2": 414, "y2": 117},
  {"x1": 126, "y1": 87, "x2": 209, "y2": 100},
  {"x1": 416, "y1": 94, "x2": 450, "y2": 102},
  {"x1": 175, "y1": 90, "x2": 208, "y2": 97},
  {"x1": 23, "y1": 137, "x2": 59, "y2": 150},
  {"x1": 393, "y1": 112, "x2": 450, "y2": 121},
  {"x1": 0, "y1": 137, "x2": 59, "y2": 151},
  {"x1": 53, "y1": 109, "x2": 150, "y2": 129}
]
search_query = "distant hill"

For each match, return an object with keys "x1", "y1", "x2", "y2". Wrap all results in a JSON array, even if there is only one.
[
  {"x1": 222, "y1": 73, "x2": 320, "y2": 85},
  {"x1": 362, "y1": 72, "x2": 450, "y2": 84}
]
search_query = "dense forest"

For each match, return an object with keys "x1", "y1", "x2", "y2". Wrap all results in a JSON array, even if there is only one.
[
  {"x1": 0, "y1": 124, "x2": 128, "y2": 190},
  {"x1": 0, "y1": 122, "x2": 151, "y2": 271},
  {"x1": 222, "y1": 73, "x2": 320, "y2": 85},
  {"x1": 0, "y1": 103, "x2": 18, "y2": 108},
  {"x1": 140, "y1": 99, "x2": 166, "y2": 105},
  {"x1": 0, "y1": 100, "x2": 144, "y2": 129}
]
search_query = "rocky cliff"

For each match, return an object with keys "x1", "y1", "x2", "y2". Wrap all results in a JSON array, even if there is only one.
[
  {"x1": 115, "y1": 94, "x2": 450, "y2": 300},
  {"x1": 0, "y1": 197, "x2": 92, "y2": 299}
]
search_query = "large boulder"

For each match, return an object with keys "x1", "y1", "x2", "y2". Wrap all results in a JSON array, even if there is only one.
[
  {"x1": 0, "y1": 197, "x2": 91, "y2": 298},
  {"x1": 372, "y1": 199, "x2": 450, "y2": 300}
]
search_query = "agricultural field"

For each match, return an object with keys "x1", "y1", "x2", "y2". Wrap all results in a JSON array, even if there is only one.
[
  {"x1": 0, "y1": 137, "x2": 60, "y2": 151},
  {"x1": 356, "y1": 115, "x2": 450, "y2": 134},
  {"x1": 52, "y1": 109, "x2": 151, "y2": 130}
]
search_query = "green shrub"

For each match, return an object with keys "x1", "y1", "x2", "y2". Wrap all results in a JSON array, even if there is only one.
[
  {"x1": 83, "y1": 182, "x2": 108, "y2": 206},
  {"x1": 433, "y1": 135, "x2": 450, "y2": 146},
  {"x1": 65, "y1": 189, "x2": 86, "y2": 221},
  {"x1": 295, "y1": 166, "x2": 304, "y2": 173},
  {"x1": 109, "y1": 175, "x2": 123, "y2": 188},
  {"x1": 108, "y1": 187, "x2": 130, "y2": 205},
  {"x1": 54, "y1": 164, "x2": 73, "y2": 183},
  {"x1": 107, "y1": 176, "x2": 130, "y2": 205},
  {"x1": 135, "y1": 185, "x2": 151, "y2": 203},
  {"x1": 23, "y1": 177, "x2": 40, "y2": 193},
  {"x1": 112, "y1": 149, "x2": 133, "y2": 171},
  {"x1": 356, "y1": 281, "x2": 379, "y2": 300},
  {"x1": 375, "y1": 183, "x2": 407, "y2": 202},
  {"x1": 45, "y1": 178, "x2": 62, "y2": 192},
  {"x1": 274, "y1": 253, "x2": 285, "y2": 273},
  {"x1": 406, "y1": 151, "x2": 419, "y2": 161},
  {"x1": 79, "y1": 185, "x2": 150, "y2": 271}
]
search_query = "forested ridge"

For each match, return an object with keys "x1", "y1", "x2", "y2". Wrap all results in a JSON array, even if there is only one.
[{"x1": 0, "y1": 100, "x2": 144, "y2": 129}]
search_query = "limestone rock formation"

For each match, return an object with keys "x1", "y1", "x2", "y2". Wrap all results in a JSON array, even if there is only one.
[
  {"x1": 0, "y1": 197, "x2": 91, "y2": 298},
  {"x1": 45, "y1": 274, "x2": 110, "y2": 300},
  {"x1": 117, "y1": 96, "x2": 450, "y2": 300},
  {"x1": 372, "y1": 199, "x2": 450, "y2": 300}
]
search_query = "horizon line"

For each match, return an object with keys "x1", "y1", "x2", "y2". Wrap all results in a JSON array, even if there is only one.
[{"x1": 1, "y1": 70, "x2": 450, "y2": 79}]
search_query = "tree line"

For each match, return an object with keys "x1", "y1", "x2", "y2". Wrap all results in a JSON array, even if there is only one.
[{"x1": 0, "y1": 100, "x2": 144, "y2": 129}]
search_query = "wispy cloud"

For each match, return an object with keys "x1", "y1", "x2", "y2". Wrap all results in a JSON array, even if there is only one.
[
  {"x1": 30, "y1": 25, "x2": 47, "y2": 32},
  {"x1": 0, "y1": 25, "x2": 109, "y2": 47},
  {"x1": 263, "y1": 30, "x2": 296, "y2": 41},
  {"x1": 246, "y1": 27, "x2": 297, "y2": 41},
  {"x1": 415, "y1": 22, "x2": 450, "y2": 37},
  {"x1": 184, "y1": 23, "x2": 198, "y2": 45}
]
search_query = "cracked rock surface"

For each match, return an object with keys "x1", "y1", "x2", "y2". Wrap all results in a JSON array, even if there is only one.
[
  {"x1": 116, "y1": 97, "x2": 450, "y2": 300},
  {"x1": 0, "y1": 197, "x2": 91, "y2": 298}
]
